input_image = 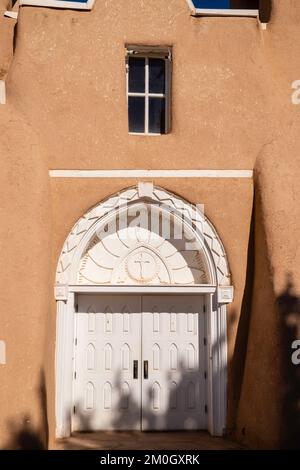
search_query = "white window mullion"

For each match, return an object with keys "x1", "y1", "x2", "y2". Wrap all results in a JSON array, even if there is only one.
[
  {"x1": 128, "y1": 92, "x2": 147, "y2": 98},
  {"x1": 126, "y1": 59, "x2": 129, "y2": 105},
  {"x1": 165, "y1": 57, "x2": 170, "y2": 133},
  {"x1": 145, "y1": 57, "x2": 149, "y2": 134},
  {"x1": 148, "y1": 93, "x2": 165, "y2": 98}
]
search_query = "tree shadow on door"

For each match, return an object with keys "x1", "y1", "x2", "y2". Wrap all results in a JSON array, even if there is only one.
[{"x1": 111, "y1": 361, "x2": 209, "y2": 432}]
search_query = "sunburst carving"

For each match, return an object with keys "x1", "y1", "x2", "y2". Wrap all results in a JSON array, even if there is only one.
[
  {"x1": 56, "y1": 186, "x2": 231, "y2": 287},
  {"x1": 78, "y1": 220, "x2": 208, "y2": 285}
]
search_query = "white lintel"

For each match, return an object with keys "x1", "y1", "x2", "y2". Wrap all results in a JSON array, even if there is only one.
[
  {"x1": 49, "y1": 169, "x2": 253, "y2": 179},
  {"x1": 0, "y1": 81, "x2": 6, "y2": 105},
  {"x1": 192, "y1": 8, "x2": 259, "y2": 17},
  {"x1": 69, "y1": 285, "x2": 217, "y2": 295},
  {"x1": 4, "y1": 11, "x2": 18, "y2": 19}
]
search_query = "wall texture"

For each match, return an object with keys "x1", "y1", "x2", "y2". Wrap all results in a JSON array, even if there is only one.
[
  {"x1": 0, "y1": 103, "x2": 51, "y2": 449},
  {"x1": 0, "y1": 0, "x2": 299, "y2": 449},
  {"x1": 236, "y1": 132, "x2": 300, "y2": 449}
]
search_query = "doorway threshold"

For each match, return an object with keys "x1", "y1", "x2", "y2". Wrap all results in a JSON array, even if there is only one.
[{"x1": 53, "y1": 431, "x2": 246, "y2": 450}]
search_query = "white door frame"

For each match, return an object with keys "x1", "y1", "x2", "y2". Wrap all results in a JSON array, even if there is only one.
[
  {"x1": 55, "y1": 285, "x2": 228, "y2": 438},
  {"x1": 54, "y1": 185, "x2": 233, "y2": 438}
]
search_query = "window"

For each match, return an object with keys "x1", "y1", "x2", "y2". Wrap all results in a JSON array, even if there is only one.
[
  {"x1": 188, "y1": 0, "x2": 259, "y2": 16},
  {"x1": 19, "y1": 0, "x2": 94, "y2": 10},
  {"x1": 126, "y1": 47, "x2": 171, "y2": 135}
]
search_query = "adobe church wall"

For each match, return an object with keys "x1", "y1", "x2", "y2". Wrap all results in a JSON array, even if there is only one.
[
  {"x1": 0, "y1": 104, "x2": 51, "y2": 449},
  {"x1": 236, "y1": 132, "x2": 300, "y2": 450},
  {"x1": 0, "y1": 1, "x2": 15, "y2": 80},
  {"x1": 233, "y1": 1, "x2": 300, "y2": 449},
  {"x1": 0, "y1": 0, "x2": 299, "y2": 449},
  {"x1": 235, "y1": 190, "x2": 282, "y2": 449},
  {"x1": 7, "y1": 1, "x2": 277, "y2": 171}
]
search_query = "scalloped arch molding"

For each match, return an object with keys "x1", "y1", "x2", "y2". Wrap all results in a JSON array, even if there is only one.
[{"x1": 55, "y1": 184, "x2": 231, "y2": 291}]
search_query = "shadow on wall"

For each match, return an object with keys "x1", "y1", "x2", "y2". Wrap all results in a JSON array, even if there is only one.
[
  {"x1": 229, "y1": 194, "x2": 255, "y2": 435},
  {"x1": 230, "y1": 1, "x2": 272, "y2": 22},
  {"x1": 277, "y1": 273, "x2": 300, "y2": 449},
  {"x1": 259, "y1": 0, "x2": 272, "y2": 23},
  {"x1": 2, "y1": 370, "x2": 48, "y2": 450}
]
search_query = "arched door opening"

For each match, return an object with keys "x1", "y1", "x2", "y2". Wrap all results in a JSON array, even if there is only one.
[{"x1": 55, "y1": 184, "x2": 233, "y2": 438}]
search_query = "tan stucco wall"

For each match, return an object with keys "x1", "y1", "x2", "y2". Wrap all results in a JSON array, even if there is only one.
[
  {"x1": 0, "y1": 0, "x2": 300, "y2": 449},
  {"x1": 0, "y1": 1, "x2": 15, "y2": 79},
  {"x1": 236, "y1": 132, "x2": 300, "y2": 449},
  {"x1": 235, "y1": 190, "x2": 282, "y2": 449},
  {"x1": 7, "y1": 1, "x2": 279, "y2": 170},
  {"x1": 0, "y1": 103, "x2": 51, "y2": 449}
]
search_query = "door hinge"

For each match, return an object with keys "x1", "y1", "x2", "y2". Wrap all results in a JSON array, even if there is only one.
[
  {"x1": 205, "y1": 404, "x2": 208, "y2": 414},
  {"x1": 75, "y1": 338, "x2": 77, "y2": 346},
  {"x1": 73, "y1": 405, "x2": 76, "y2": 414},
  {"x1": 75, "y1": 303, "x2": 78, "y2": 313},
  {"x1": 203, "y1": 304, "x2": 206, "y2": 313},
  {"x1": 74, "y1": 371, "x2": 77, "y2": 380},
  {"x1": 204, "y1": 337, "x2": 207, "y2": 346},
  {"x1": 204, "y1": 371, "x2": 207, "y2": 380}
]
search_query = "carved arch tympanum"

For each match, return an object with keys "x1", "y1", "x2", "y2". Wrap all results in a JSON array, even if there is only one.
[{"x1": 55, "y1": 184, "x2": 231, "y2": 290}]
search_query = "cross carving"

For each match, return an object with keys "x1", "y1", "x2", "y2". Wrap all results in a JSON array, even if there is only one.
[{"x1": 134, "y1": 252, "x2": 150, "y2": 280}]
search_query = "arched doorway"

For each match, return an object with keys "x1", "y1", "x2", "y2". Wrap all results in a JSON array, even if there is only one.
[{"x1": 55, "y1": 184, "x2": 233, "y2": 438}]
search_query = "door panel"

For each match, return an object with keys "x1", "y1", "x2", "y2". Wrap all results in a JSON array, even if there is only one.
[
  {"x1": 73, "y1": 294, "x2": 207, "y2": 432},
  {"x1": 141, "y1": 296, "x2": 207, "y2": 430},
  {"x1": 72, "y1": 295, "x2": 141, "y2": 431}
]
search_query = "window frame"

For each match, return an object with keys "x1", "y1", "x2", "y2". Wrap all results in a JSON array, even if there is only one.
[
  {"x1": 186, "y1": 0, "x2": 259, "y2": 17},
  {"x1": 126, "y1": 47, "x2": 172, "y2": 136},
  {"x1": 19, "y1": 0, "x2": 94, "y2": 10}
]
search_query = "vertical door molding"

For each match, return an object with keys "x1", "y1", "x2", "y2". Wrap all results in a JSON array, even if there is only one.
[
  {"x1": 55, "y1": 293, "x2": 75, "y2": 438},
  {"x1": 206, "y1": 293, "x2": 227, "y2": 436}
]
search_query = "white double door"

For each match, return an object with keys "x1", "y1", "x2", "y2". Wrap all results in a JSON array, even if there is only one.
[{"x1": 72, "y1": 294, "x2": 207, "y2": 432}]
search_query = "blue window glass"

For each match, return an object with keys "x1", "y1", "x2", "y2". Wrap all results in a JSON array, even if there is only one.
[
  {"x1": 192, "y1": 1, "x2": 259, "y2": 8},
  {"x1": 128, "y1": 97, "x2": 145, "y2": 133},
  {"x1": 128, "y1": 58, "x2": 145, "y2": 93},
  {"x1": 193, "y1": 0, "x2": 230, "y2": 7},
  {"x1": 127, "y1": 54, "x2": 169, "y2": 134},
  {"x1": 149, "y1": 98, "x2": 165, "y2": 134},
  {"x1": 149, "y1": 59, "x2": 165, "y2": 94}
]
